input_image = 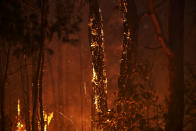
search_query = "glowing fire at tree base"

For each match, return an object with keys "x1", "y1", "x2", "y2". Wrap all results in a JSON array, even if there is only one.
[{"x1": 16, "y1": 99, "x2": 53, "y2": 131}]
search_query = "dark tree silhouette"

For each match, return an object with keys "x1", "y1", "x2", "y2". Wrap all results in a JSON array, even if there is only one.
[
  {"x1": 166, "y1": 0, "x2": 184, "y2": 130},
  {"x1": 31, "y1": 0, "x2": 48, "y2": 130},
  {"x1": 0, "y1": 0, "x2": 25, "y2": 130}
]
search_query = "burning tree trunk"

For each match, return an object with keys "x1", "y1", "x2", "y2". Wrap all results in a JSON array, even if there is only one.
[
  {"x1": 117, "y1": 0, "x2": 138, "y2": 129},
  {"x1": 118, "y1": 0, "x2": 138, "y2": 97},
  {"x1": 88, "y1": 0, "x2": 108, "y2": 130},
  {"x1": 166, "y1": 0, "x2": 184, "y2": 130}
]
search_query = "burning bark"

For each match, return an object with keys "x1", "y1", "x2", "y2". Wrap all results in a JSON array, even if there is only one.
[
  {"x1": 16, "y1": 99, "x2": 26, "y2": 131},
  {"x1": 88, "y1": 0, "x2": 108, "y2": 130},
  {"x1": 117, "y1": 0, "x2": 138, "y2": 129},
  {"x1": 118, "y1": 0, "x2": 138, "y2": 98},
  {"x1": 16, "y1": 99, "x2": 53, "y2": 131}
]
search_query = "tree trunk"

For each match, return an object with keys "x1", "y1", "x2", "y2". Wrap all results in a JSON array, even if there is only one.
[
  {"x1": 39, "y1": 54, "x2": 45, "y2": 131},
  {"x1": 57, "y1": 44, "x2": 64, "y2": 130},
  {"x1": 32, "y1": 0, "x2": 47, "y2": 130},
  {"x1": 167, "y1": 0, "x2": 184, "y2": 131},
  {"x1": 31, "y1": 36, "x2": 43, "y2": 131},
  {"x1": 0, "y1": 47, "x2": 10, "y2": 131},
  {"x1": 20, "y1": 56, "x2": 31, "y2": 131},
  {"x1": 47, "y1": 54, "x2": 57, "y2": 129},
  {"x1": 118, "y1": 0, "x2": 138, "y2": 98},
  {"x1": 79, "y1": 39, "x2": 84, "y2": 131},
  {"x1": 64, "y1": 48, "x2": 70, "y2": 130},
  {"x1": 117, "y1": 0, "x2": 138, "y2": 129},
  {"x1": 88, "y1": 0, "x2": 108, "y2": 130}
]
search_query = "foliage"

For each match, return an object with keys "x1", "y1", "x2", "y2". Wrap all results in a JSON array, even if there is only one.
[
  {"x1": 0, "y1": 0, "x2": 25, "y2": 46},
  {"x1": 184, "y1": 64, "x2": 196, "y2": 130},
  {"x1": 98, "y1": 62, "x2": 167, "y2": 131},
  {"x1": 50, "y1": 0, "x2": 82, "y2": 45},
  {"x1": 0, "y1": 0, "x2": 82, "y2": 58}
]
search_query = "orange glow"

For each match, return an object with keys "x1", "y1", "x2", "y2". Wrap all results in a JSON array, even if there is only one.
[
  {"x1": 16, "y1": 99, "x2": 53, "y2": 131},
  {"x1": 16, "y1": 99, "x2": 26, "y2": 131},
  {"x1": 17, "y1": 99, "x2": 20, "y2": 117},
  {"x1": 43, "y1": 111, "x2": 54, "y2": 131}
]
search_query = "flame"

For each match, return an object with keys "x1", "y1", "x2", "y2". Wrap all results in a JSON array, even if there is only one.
[
  {"x1": 92, "y1": 67, "x2": 98, "y2": 85},
  {"x1": 16, "y1": 99, "x2": 26, "y2": 131},
  {"x1": 43, "y1": 111, "x2": 54, "y2": 131},
  {"x1": 16, "y1": 122, "x2": 25, "y2": 131},
  {"x1": 94, "y1": 95, "x2": 100, "y2": 112},
  {"x1": 47, "y1": 112, "x2": 53, "y2": 125},
  {"x1": 16, "y1": 99, "x2": 53, "y2": 131},
  {"x1": 17, "y1": 99, "x2": 20, "y2": 116}
]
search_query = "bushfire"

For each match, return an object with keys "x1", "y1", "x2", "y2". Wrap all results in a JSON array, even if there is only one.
[{"x1": 16, "y1": 99, "x2": 53, "y2": 131}]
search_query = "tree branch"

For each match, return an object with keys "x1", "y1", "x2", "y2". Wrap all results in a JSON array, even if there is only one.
[
  {"x1": 149, "y1": 0, "x2": 173, "y2": 56},
  {"x1": 139, "y1": 0, "x2": 167, "y2": 20},
  {"x1": 144, "y1": 45, "x2": 162, "y2": 50}
]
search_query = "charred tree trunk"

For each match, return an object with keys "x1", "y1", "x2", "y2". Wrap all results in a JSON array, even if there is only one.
[
  {"x1": 0, "y1": 46, "x2": 10, "y2": 131},
  {"x1": 118, "y1": 0, "x2": 138, "y2": 98},
  {"x1": 166, "y1": 0, "x2": 184, "y2": 131},
  {"x1": 32, "y1": 0, "x2": 47, "y2": 130},
  {"x1": 117, "y1": 0, "x2": 138, "y2": 129},
  {"x1": 88, "y1": 0, "x2": 108, "y2": 130},
  {"x1": 39, "y1": 0, "x2": 48, "y2": 130},
  {"x1": 31, "y1": 30, "x2": 42, "y2": 131},
  {"x1": 31, "y1": 53, "x2": 39, "y2": 131}
]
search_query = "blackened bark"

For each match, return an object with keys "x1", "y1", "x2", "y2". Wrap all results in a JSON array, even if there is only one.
[
  {"x1": 118, "y1": 0, "x2": 138, "y2": 97},
  {"x1": 117, "y1": 0, "x2": 138, "y2": 129},
  {"x1": 31, "y1": 34, "x2": 43, "y2": 131},
  {"x1": 32, "y1": 0, "x2": 47, "y2": 130},
  {"x1": 167, "y1": 0, "x2": 184, "y2": 131}
]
